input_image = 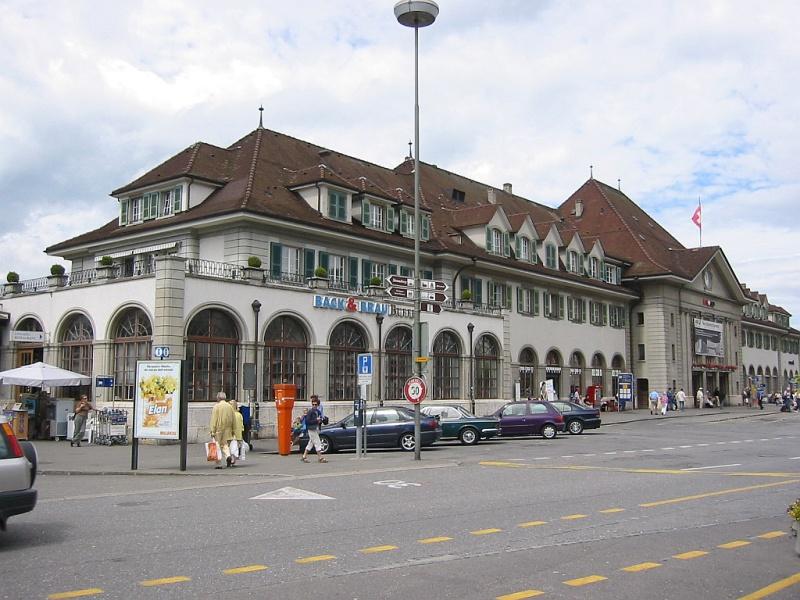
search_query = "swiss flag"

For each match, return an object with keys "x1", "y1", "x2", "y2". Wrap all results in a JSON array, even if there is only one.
[{"x1": 691, "y1": 205, "x2": 702, "y2": 229}]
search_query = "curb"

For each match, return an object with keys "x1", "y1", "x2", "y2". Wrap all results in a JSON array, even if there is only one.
[{"x1": 602, "y1": 409, "x2": 774, "y2": 426}]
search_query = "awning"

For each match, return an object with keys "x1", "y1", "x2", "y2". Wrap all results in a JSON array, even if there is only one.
[{"x1": 95, "y1": 242, "x2": 178, "y2": 261}]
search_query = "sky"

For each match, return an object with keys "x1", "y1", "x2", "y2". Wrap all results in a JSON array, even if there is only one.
[{"x1": 0, "y1": 0, "x2": 797, "y2": 323}]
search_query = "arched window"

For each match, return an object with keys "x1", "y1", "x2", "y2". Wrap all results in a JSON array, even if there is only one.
[
  {"x1": 112, "y1": 308, "x2": 152, "y2": 400},
  {"x1": 569, "y1": 351, "x2": 585, "y2": 395},
  {"x1": 545, "y1": 350, "x2": 562, "y2": 398},
  {"x1": 186, "y1": 309, "x2": 239, "y2": 402},
  {"x1": 475, "y1": 335, "x2": 499, "y2": 399},
  {"x1": 433, "y1": 331, "x2": 461, "y2": 400},
  {"x1": 385, "y1": 327, "x2": 412, "y2": 401},
  {"x1": 611, "y1": 354, "x2": 625, "y2": 396},
  {"x1": 519, "y1": 348, "x2": 537, "y2": 398},
  {"x1": 264, "y1": 315, "x2": 308, "y2": 402},
  {"x1": 61, "y1": 314, "x2": 93, "y2": 375},
  {"x1": 772, "y1": 367, "x2": 779, "y2": 393},
  {"x1": 591, "y1": 353, "x2": 605, "y2": 391},
  {"x1": 13, "y1": 317, "x2": 44, "y2": 368},
  {"x1": 329, "y1": 322, "x2": 367, "y2": 401}
]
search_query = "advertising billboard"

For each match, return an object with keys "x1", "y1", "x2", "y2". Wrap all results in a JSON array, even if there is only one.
[
  {"x1": 693, "y1": 318, "x2": 724, "y2": 358},
  {"x1": 134, "y1": 360, "x2": 181, "y2": 440}
]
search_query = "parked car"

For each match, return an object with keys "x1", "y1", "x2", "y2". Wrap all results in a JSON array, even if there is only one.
[
  {"x1": 549, "y1": 401, "x2": 602, "y2": 434},
  {"x1": 420, "y1": 405, "x2": 500, "y2": 445},
  {"x1": 490, "y1": 400, "x2": 565, "y2": 439},
  {"x1": 0, "y1": 415, "x2": 37, "y2": 530},
  {"x1": 301, "y1": 406, "x2": 441, "y2": 453}
]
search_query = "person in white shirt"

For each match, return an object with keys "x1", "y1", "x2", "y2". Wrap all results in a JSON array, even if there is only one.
[
  {"x1": 696, "y1": 387, "x2": 704, "y2": 409},
  {"x1": 676, "y1": 387, "x2": 686, "y2": 411}
]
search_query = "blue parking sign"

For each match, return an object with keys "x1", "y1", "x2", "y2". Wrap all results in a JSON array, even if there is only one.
[{"x1": 357, "y1": 353, "x2": 373, "y2": 375}]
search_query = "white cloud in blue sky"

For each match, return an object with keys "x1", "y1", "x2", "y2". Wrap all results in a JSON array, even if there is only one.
[{"x1": 0, "y1": 0, "x2": 797, "y2": 319}]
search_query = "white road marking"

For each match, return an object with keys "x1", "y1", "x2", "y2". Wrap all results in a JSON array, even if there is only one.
[
  {"x1": 250, "y1": 486, "x2": 335, "y2": 500},
  {"x1": 641, "y1": 449, "x2": 655, "y2": 452},
  {"x1": 581, "y1": 453, "x2": 596, "y2": 457},
  {"x1": 604, "y1": 451, "x2": 617, "y2": 455},
  {"x1": 716, "y1": 441, "x2": 727, "y2": 445},
  {"x1": 623, "y1": 450, "x2": 636, "y2": 453},
  {"x1": 729, "y1": 441, "x2": 741, "y2": 444},
  {"x1": 661, "y1": 447, "x2": 675, "y2": 450},
  {"x1": 697, "y1": 443, "x2": 710, "y2": 447},
  {"x1": 561, "y1": 455, "x2": 575, "y2": 459},
  {"x1": 743, "y1": 439, "x2": 755, "y2": 443},
  {"x1": 679, "y1": 445, "x2": 693, "y2": 448},
  {"x1": 534, "y1": 456, "x2": 551, "y2": 460},
  {"x1": 374, "y1": 480, "x2": 422, "y2": 489},
  {"x1": 788, "y1": 457, "x2": 800, "y2": 460},
  {"x1": 681, "y1": 464, "x2": 742, "y2": 471}
]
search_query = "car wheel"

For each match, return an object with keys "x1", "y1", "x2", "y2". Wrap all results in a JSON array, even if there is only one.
[
  {"x1": 399, "y1": 432, "x2": 416, "y2": 451},
  {"x1": 20, "y1": 441, "x2": 38, "y2": 486},
  {"x1": 319, "y1": 436, "x2": 332, "y2": 454},
  {"x1": 542, "y1": 424, "x2": 557, "y2": 439},
  {"x1": 567, "y1": 420, "x2": 584, "y2": 435},
  {"x1": 459, "y1": 427, "x2": 479, "y2": 445}
]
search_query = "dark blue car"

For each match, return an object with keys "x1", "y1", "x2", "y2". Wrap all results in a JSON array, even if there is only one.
[
  {"x1": 550, "y1": 401, "x2": 602, "y2": 434},
  {"x1": 302, "y1": 405, "x2": 441, "y2": 453}
]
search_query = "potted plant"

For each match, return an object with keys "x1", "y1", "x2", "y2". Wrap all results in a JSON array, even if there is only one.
[
  {"x1": 788, "y1": 498, "x2": 800, "y2": 554},
  {"x1": 4, "y1": 271, "x2": 21, "y2": 295},
  {"x1": 243, "y1": 256, "x2": 264, "y2": 283},
  {"x1": 96, "y1": 256, "x2": 116, "y2": 280},
  {"x1": 458, "y1": 288, "x2": 473, "y2": 308},
  {"x1": 308, "y1": 266, "x2": 329, "y2": 289},
  {"x1": 367, "y1": 275, "x2": 384, "y2": 296},
  {"x1": 47, "y1": 264, "x2": 68, "y2": 288}
]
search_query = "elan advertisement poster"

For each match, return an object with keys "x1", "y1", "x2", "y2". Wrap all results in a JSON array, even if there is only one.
[
  {"x1": 693, "y1": 318, "x2": 724, "y2": 358},
  {"x1": 134, "y1": 360, "x2": 181, "y2": 440}
]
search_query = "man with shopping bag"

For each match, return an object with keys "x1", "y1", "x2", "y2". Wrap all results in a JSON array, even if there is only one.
[{"x1": 209, "y1": 391, "x2": 235, "y2": 469}]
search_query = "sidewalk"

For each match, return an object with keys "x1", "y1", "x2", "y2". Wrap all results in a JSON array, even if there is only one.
[{"x1": 32, "y1": 405, "x2": 777, "y2": 477}]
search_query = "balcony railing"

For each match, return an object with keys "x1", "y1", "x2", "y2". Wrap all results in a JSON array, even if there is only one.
[{"x1": 185, "y1": 258, "x2": 243, "y2": 280}]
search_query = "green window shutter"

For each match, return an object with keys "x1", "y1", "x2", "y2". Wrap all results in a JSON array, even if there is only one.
[
  {"x1": 348, "y1": 257, "x2": 358, "y2": 288},
  {"x1": 387, "y1": 208, "x2": 396, "y2": 232},
  {"x1": 173, "y1": 186, "x2": 182, "y2": 212},
  {"x1": 515, "y1": 235, "x2": 521, "y2": 259},
  {"x1": 152, "y1": 194, "x2": 160, "y2": 218},
  {"x1": 531, "y1": 242, "x2": 537, "y2": 263},
  {"x1": 388, "y1": 263, "x2": 398, "y2": 275},
  {"x1": 143, "y1": 194, "x2": 151, "y2": 220},
  {"x1": 579, "y1": 256, "x2": 585, "y2": 275},
  {"x1": 361, "y1": 259, "x2": 372, "y2": 286},
  {"x1": 568, "y1": 297, "x2": 574, "y2": 321},
  {"x1": 602, "y1": 303, "x2": 608, "y2": 325},
  {"x1": 488, "y1": 282, "x2": 495, "y2": 305},
  {"x1": 400, "y1": 210, "x2": 408, "y2": 234},
  {"x1": 503, "y1": 232, "x2": 510, "y2": 257},
  {"x1": 558, "y1": 295, "x2": 565, "y2": 319},
  {"x1": 532, "y1": 290, "x2": 539, "y2": 315},
  {"x1": 474, "y1": 278, "x2": 483, "y2": 304},
  {"x1": 600, "y1": 260, "x2": 606, "y2": 279},
  {"x1": 421, "y1": 215, "x2": 430, "y2": 240},
  {"x1": 305, "y1": 249, "x2": 316, "y2": 279},
  {"x1": 318, "y1": 251, "x2": 329, "y2": 271},
  {"x1": 270, "y1": 242, "x2": 282, "y2": 278},
  {"x1": 517, "y1": 287, "x2": 523, "y2": 313},
  {"x1": 485, "y1": 227, "x2": 492, "y2": 252},
  {"x1": 505, "y1": 285, "x2": 512, "y2": 309},
  {"x1": 120, "y1": 199, "x2": 128, "y2": 225},
  {"x1": 361, "y1": 200, "x2": 370, "y2": 225}
]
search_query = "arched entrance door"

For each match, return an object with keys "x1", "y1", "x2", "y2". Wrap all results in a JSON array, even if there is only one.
[
  {"x1": 545, "y1": 350, "x2": 562, "y2": 398},
  {"x1": 475, "y1": 335, "x2": 499, "y2": 399},
  {"x1": 519, "y1": 348, "x2": 537, "y2": 399},
  {"x1": 385, "y1": 327, "x2": 412, "y2": 401},
  {"x1": 112, "y1": 308, "x2": 152, "y2": 401},
  {"x1": 263, "y1": 315, "x2": 309, "y2": 401},
  {"x1": 569, "y1": 351, "x2": 585, "y2": 397},
  {"x1": 432, "y1": 331, "x2": 461, "y2": 400},
  {"x1": 186, "y1": 309, "x2": 239, "y2": 401},
  {"x1": 329, "y1": 322, "x2": 367, "y2": 401}
]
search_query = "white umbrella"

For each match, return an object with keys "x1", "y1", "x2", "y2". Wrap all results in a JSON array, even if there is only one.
[{"x1": 0, "y1": 362, "x2": 91, "y2": 387}]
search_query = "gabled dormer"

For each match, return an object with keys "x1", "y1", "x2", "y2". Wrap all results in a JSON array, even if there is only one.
[
  {"x1": 357, "y1": 194, "x2": 396, "y2": 233},
  {"x1": 398, "y1": 207, "x2": 431, "y2": 241},
  {"x1": 586, "y1": 240, "x2": 606, "y2": 280},
  {"x1": 448, "y1": 204, "x2": 512, "y2": 257},
  {"x1": 508, "y1": 214, "x2": 538, "y2": 264},
  {"x1": 539, "y1": 224, "x2": 563, "y2": 270},
  {"x1": 563, "y1": 233, "x2": 586, "y2": 275},
  {"x1": 484, "y1": 210, "x2": 513, "y2": 257},
  {"x1": 291, "y1": 182, "x2": 355, "y2": 224}
]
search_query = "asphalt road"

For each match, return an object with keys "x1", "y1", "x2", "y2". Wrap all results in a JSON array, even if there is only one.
[{"x1": 4, "y1": 411, "x2": 800, "y2": 599}]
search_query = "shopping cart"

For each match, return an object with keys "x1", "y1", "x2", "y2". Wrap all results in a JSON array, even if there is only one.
[{"x1": 95, "y1": 408, "x2": 128, "y2": 445}]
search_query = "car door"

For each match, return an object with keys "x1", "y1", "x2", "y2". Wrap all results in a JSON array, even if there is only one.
[
  {"x1": 368, "y1": 408, "x2": 404, "y2": 447},
  {"x1": 526, "y1": 403, "x2": 550, "y2": 434},
  {"x1": 499, "y1": 402, "x2": 528, "y2": 436},
  {"x1": 334, "y1": 413, "x2": 361, "y2": 449}
]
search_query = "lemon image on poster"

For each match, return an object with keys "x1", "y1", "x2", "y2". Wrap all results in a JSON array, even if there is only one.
[{"x1": 135, "y1": 361, "x2": 181, "y2": 439}]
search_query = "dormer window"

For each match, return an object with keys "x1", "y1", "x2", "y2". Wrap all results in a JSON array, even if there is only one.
[
  {"x1": 568, "y1": 251, "x2": 579, "y2": 273},
  {"x1": 452, "y1": 188, "x2": 465, "y2": 202},
  {"x1": 516, "y1": 236, "x2": 531, "y2": 261},
  {"x1": 545, "y1": 243, "x2": 557, "y2": 269},
  {"x1": 328, "y1": 190, "x2": 348, "y2": 221},
  {"x1": 486, "y1": 227, "x2": 510, "y2": 256},
  {"x1": 589, "y1": 257, "x2": 599, "y2": 278},
  {"x1": 361, "y1": 199, "x2": 395, "y2": 232},
  {"x1": 120, "y1": 185, "x2": 183, "y2": 226},
  {"x1": 399, "y1": 210, "x2": 431, "y2": 241}
]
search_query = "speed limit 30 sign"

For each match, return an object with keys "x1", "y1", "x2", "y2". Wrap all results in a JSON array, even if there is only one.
[{"x1": 403, "y1": 376, "x2": 427, "y2": 404}]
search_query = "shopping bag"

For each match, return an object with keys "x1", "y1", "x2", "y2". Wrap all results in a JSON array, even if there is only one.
[
  {"x1": 238, "y1": 440, "x2": 247, "y2": 461},
  {"x1": 229, "y1": 439, "x2": 239, "y2": 460},
  {"x1": 205, "y1": 440, "x2": 219, "y2": 462}
]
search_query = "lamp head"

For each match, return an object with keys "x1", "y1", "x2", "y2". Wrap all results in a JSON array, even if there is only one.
[
  {"x1": 251, "y1": 299, "x2": 262, "y2": 313},
  {"x1": 467, "y1": 322, "x2": 474, "y2": 333},
  {"x1": 394, "y1": 0, "x2": 439, "y2": 28}
]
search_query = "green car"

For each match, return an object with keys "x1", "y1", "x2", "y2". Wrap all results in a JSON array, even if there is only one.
[{"x1": 420, "y1": 405, "x2": 501, "y2": 445}]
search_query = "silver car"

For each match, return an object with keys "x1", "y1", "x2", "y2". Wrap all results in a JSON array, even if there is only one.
[{"x1": 0, "y1": 415, "x2": 37, "y2": 530}]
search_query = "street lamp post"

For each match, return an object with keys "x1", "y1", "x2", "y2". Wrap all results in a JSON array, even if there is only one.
[
  {"x1": 376, "y1": 314, "x2": 384, "y2": 407},
  {"x1": 395, "y1": 0, "x2": 438, "y2": 462},
  {"x1": 251, "y1": 299, "x2": 261, "y2": 440},
  {"x1": 468, "y1": 322, "x2": 475, "y2": 415}
]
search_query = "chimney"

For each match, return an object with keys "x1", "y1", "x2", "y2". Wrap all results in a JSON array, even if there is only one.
[
  {"x1": 503, "y1": 182, "x2": 512, "y2": 194},
  {"x1": 575, "y1": 199, "x2": 584, "y2": 218},
  {"x1": 487, "y1": 187, "x2": 496, "y2": 204}
]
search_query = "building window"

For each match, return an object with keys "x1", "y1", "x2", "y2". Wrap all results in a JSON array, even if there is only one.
[
  {"x1": 589, "y1": 257, "x2": 599, "y2": 278},
  {"x1": 591, "y1": 353, "x2": 605, "y2": 391},
  {"x1": 328, "y1": 191, "x2": 347, "y2": 221},
  {"x1": 433, "y1": 331, "x2": 461, "y2": 400},
  {"x1": 263, "y1": 315, "x2": 308, "y2": 402},
  {"x1": 544, "y1": 292, "x2": 564, "y2": 319},
  {"x1": 637, "y1": 312, "x2": 644, "y2": 325},
  {"x1": 461, "y1": 276, "x2": 483, "y2": 305},
  {"x1": 569, "y1": 351, "x2": 584, "y2": 395},
  {"x1": 609, "y1": 305, "x2": 626, "y2": 328},
  {"x1": 568, "y1": 251, "x2": 578, "y2": 273},
  {"x1": 637, "y1": 344, "x2": 646, "y2": 361},
  {"x1": 328, "y1": 322, "x2": 367, "y2": 401},
  {"x1": 604, "y1": 263, "x2": 616, "y2": 284},
  {"x1": 517, "y1": 236, "x2": 531, "y2": 261},
  {"x1": 545, "y1": 244, "x2": 557, "y2": 269},
  {"x1": 385, "y1": 327, "x2": 413, "y2": 401},
  {"x1": 670, "y1": 313, "x2": 675, "y2": 327},
  {"x1": 488, "y1": 281, "x2": 511, "y2": 309},
  {"x1": 517, "y1": 287, "x2": 539, "y2": 316},
  {"x1": 112, "y1": 308, "x2": 152, "y2": 401},
  {"x1": 590, "y1": 301, "x2": 608, "y2": 326},
  {"x1": 129, "y1": 197, "x2": 142, "y2": 222},
  {"x1": 519, "y1": 348, "x2": 537, "y2": 398},
  {"x1": 186, "y1": 309, "x2": 239, "y2": 402},
  {"x1": 475, "y1": 335, "x2": 499, "y2": 399},
  {"x1": 671, "y1": 344, "x2": 676, "y2": 361},
  {"x1": 568, "y1": 297, "x2": 586, "y2": 323},
  {"x1": 61, "y1": 314, "x2": 93, "y2": 376}
]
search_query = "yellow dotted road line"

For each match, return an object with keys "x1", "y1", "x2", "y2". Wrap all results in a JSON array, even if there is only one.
[
  {"x1": 621, "y1": 562, "x2": 662, "y2": 572},
  {"x1": 223, "y1": 564, "x2": 268, "y2": 575},
  {"x1": 599, "y1": 507, "x2": 625, "y2": 513},
  {"x1": 359, "y1": 545, "x2": 398, "y2": 554},
  {"x1": 418, "y1": 536, "x2": 453, "y2": 544},
  {"x1": 640, "y1": 479, "x2": 799, "y2": 508},
  {"x1": 564, "y1": 575, "x2": 607, "y2": 587},
  {"x1": 738, "y1": 572, "x2": 800, "y2": 600},
  {"x1": 471, "y1": 528, "x2": 503, "y2": 535},
  {"x1": 47, "y1": 590, "x2": 104, "y2": 599},
  {"x1": 295, "y1": 554, "x2": 336, "y2": 564},
  {"x1": 496, "y1": 590, "x2": 544, "y2": 600},
  {"x1": 672, "y1": 550, "x2": 708, "y2": 560},
  {"x1": 517, "y1": 520, "x2": 547, "y2": 528},
  {"x1": 757, "y1": 531, "x2": 786, "y2": 539},
  {"x1": 718, "y1": 540, "x2": 751, "y2": 549},
  {"x1": 560, "y1": 514, "x2": 588, "y2": 521},
  {"x1": 139, "y1": 576, "x2": 190, "y2": 587}
]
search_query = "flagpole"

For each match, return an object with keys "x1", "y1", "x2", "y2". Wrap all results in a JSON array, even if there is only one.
[{"x1": 698, "y1": 196, "x2": 702, "y2": 247}]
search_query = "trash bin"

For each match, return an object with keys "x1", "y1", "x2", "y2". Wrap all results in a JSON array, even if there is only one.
[{"x1": 274, "y1": 384, "x2": 296, "y2": 456}]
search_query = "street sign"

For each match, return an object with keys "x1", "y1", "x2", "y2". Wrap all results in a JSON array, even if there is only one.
[
  {"x1": 403, "y1": 376, "x2": 427, "y2": 404},
  {"x1": 420, "y1": 279, "x2": 448, "y2": 291},
  {"x1": 420, "y1": 290, "x2": 448, "y2": 303},
  {"x1": 95, "y1": 376, "x2": 114, "y2": 388},
  {"x1": 387, "y1": 286, "x2": 415, "y2": 299},
  {"x1": 154, "y1": 346, "x2": 170, "y2": 359},
  {"x1": 387, "y1": 288, "x2": 448, "y2": 303},
  {"x1": 357, "y1": 353, "x2": 373, "y2": 385},
  {"x1": 386, "y1": 274, "x2": 413, "y2": 288},
  {"x1": 421, "y1": 301, "x2": 443, "y2": 313}
]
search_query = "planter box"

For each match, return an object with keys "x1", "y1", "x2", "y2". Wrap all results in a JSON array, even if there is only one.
[
  {"x1": 47, "y1": 275, "x2": 67, "y2": 289},
  {"x1": 3, "y1": 282, "x2": 22, "y2": 295},
  {"x1": 95, "y1": 266, "x2": 116, "y2": 280},
  {"x1": 243, "y1": 267, "x2": 264, "y2": 283},
  {"x1": 307, "y1": 276, "x2": 329, "y2": 289},
  {"x1": 366, "y1": 285, "x2": 384, "y2": 297},
  {"x1": 458, "y1": 300, "x2": 474, "y2": 310}
]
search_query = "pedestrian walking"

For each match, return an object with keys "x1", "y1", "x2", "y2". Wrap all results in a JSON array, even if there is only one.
[
  {"x1": 713, "y1": 387, "x2": 722, "y2": 409},
  {"x1": 209, "y1": 391, "x2": 235, "y2": 469},
  {"x1": 301, "y1": 395, "x2": 327, "y2": 463},
  {"x1": 676, "y1": 387, "x2": 686, "y2": 411},
  {"x1": 649, "y1": 390, "x2": 660, "y2": 415},
  {"x1": 291, "y1": 408, "x2": 308, "y2": 448},
  {"x1": 71, "y1": 394, "x2": 96, "y2": 447},
  {"x1": 229, "y1": 398, "x2": 244, "y2": 465},
  {"x1": 696, "y1": 387, "x2": 704, "y2": 409},
  {"x1": 666, "y1": 387, "x2": 676, "y2": 411}
]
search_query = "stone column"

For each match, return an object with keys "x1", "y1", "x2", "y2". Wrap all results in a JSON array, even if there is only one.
[{"x1": 153, "y1": 255, "x2": 186, "y2": 359}]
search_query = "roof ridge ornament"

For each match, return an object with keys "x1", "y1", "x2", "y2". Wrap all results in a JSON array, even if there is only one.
[{"x1": 258, "y1": 105, "x2": 264, "y2": 129}]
